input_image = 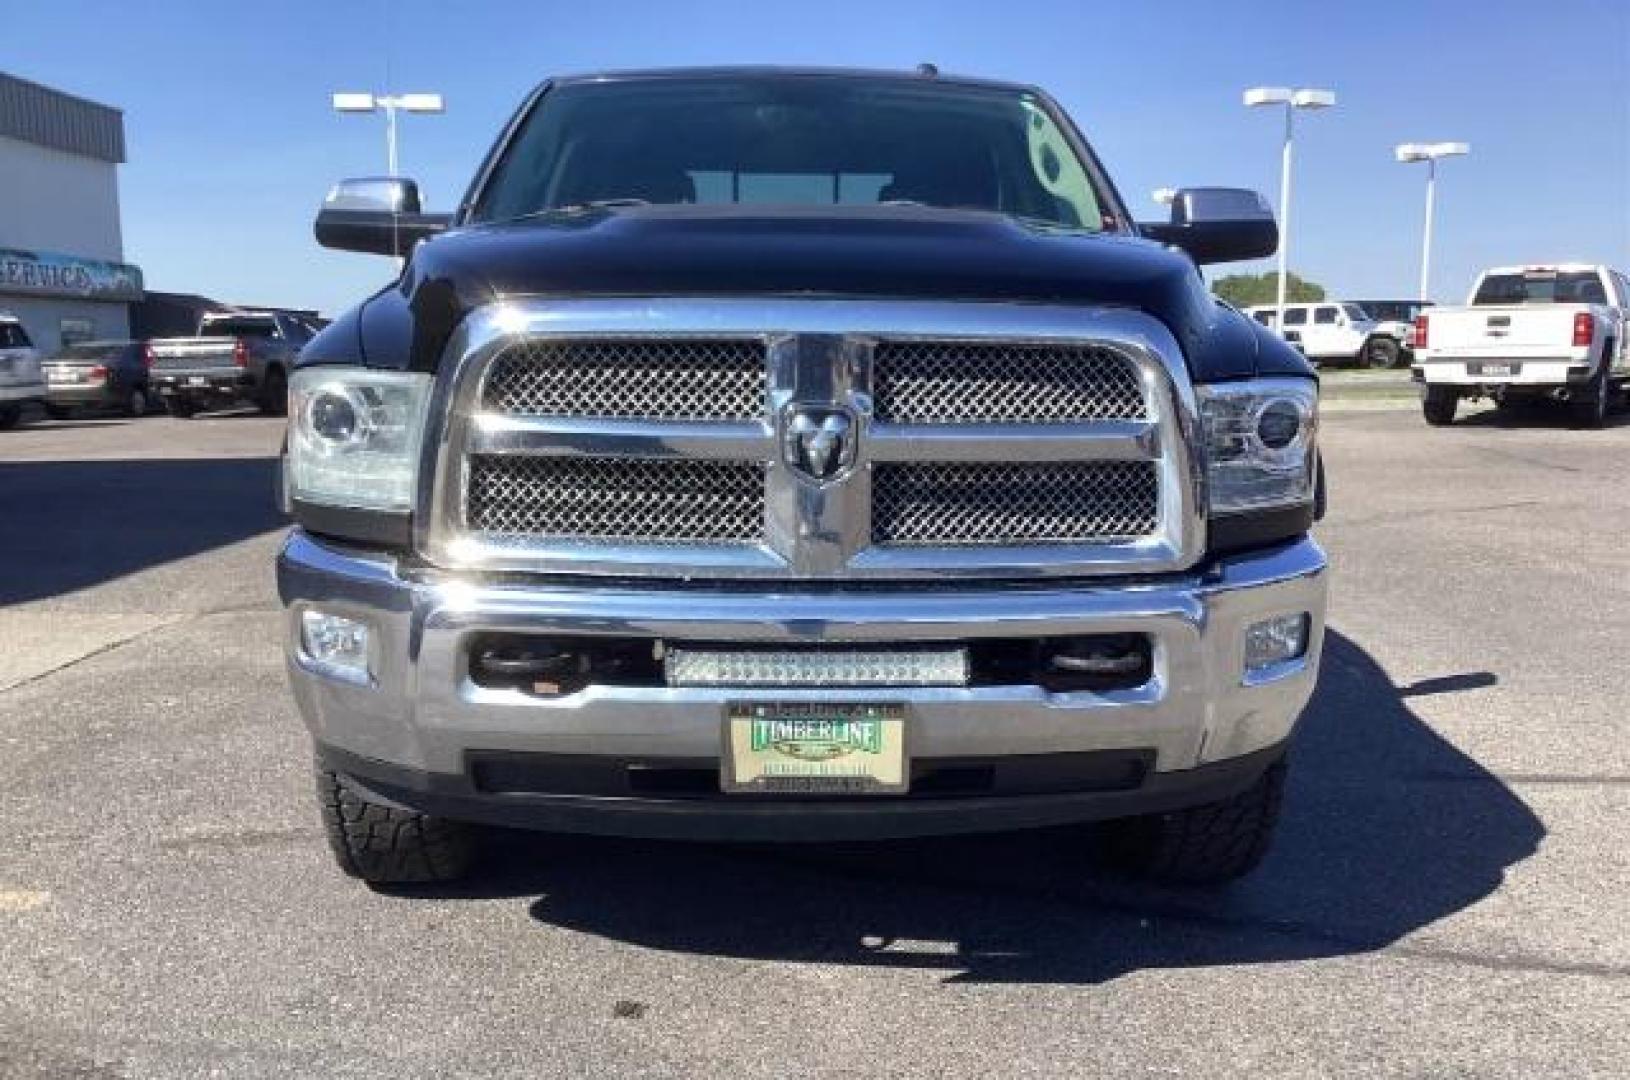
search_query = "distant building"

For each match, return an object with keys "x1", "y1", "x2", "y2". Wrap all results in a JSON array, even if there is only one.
[{"x1": 0, "y1": 72, "x2": 143, "y2": 352}]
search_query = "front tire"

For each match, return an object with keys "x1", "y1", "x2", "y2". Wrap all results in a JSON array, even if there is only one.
[
  {"x1": 258, "y1": 367, "x2": 287, "y2": 417},
  {"x1": 1422, "y1": 385, "x2": 1458, "y2": 426},
  {"x1": 316, "y1": 764, "x2": 475, "y2": 884},
  {"x1": 123, "y1": 386, "x2": 150, "y2": 419},
  {"x1": 1102, "y1": 757, "x2": 1287, "y2": 886},
  {"x1": 1364, "y1": 336, "x2": 1401, "y2": 370}
]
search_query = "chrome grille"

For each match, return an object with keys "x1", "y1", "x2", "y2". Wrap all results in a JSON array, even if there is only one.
[
  {"x1": 465, "y1": 456, "x2": 766, "y2": 544},
  {"x1": 481, "y1": 338, "x2": 765, "y2": 420},
  {"x1": 872, "y1": 341, "x2": 1146, "y2": 423},
  {"x1": 431, "y1": 300, "x2": 1200, "y2": 579},
  {"x1": 872, "y1": 462, "x2": 1160, "y2": 546}
]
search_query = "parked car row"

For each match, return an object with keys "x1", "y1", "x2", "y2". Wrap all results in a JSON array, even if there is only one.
[{"x1": 0, "y1": 309, "x2": 319, "y2": 427}]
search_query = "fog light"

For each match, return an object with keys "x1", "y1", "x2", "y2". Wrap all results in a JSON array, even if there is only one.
[
  {"x1": 300, "y1": 610, "x2": 371, "y2": 683},
  {"x1": 1244, "y1": 613, "x2": 1309, "y2": 672}
]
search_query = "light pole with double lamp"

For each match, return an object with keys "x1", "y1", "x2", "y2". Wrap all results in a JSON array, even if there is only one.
[
  {"x1": 1243, "y1": 87, "x2": 1337, "y2": 328},
  {"x1": 1395, "y1": 142, "x2": 1470, "y2": 303},
  {"x1": 331, "y1": 92, "x2": 445, "y2": 176}
]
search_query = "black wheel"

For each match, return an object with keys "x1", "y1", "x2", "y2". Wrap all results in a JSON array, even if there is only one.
[
  {"x1": 258, "y1": 367, "x2": 287, "y2": 417},
  {"x1": 44, "y1": 403, "x2": 72, "y2": 420},
  {"x1": 316, "y1": 763, "x2": 475, "y2": 884},
  {"x1": 122, "y1": 386, "x2": 150, "y2": 419},
  {"x1": 1568, "y1": 363, "x2": 1610, "y2": 429},
  {"x1": 0, "y1": 404, "x2": 21, "y2": 430},
  {"x1": 1102, "y1": 757, "x2": 1287, "y2": 886},
  {"x1": 1364, "y1": 336, "x2": 1401, "y2": 370},
  {"x1": 167, "y1": 397, "x2": 199, "y2": 419},
  {"x1": 1422, "y1": 385, "x2": 1458, "y2": 426}
]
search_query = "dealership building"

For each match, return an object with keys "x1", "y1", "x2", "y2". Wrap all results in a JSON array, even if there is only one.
[{"x1": 0, "y1": 72, "x2": 143, "y2": 352}]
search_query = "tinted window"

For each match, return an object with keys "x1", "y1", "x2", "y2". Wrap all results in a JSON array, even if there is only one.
[
  {"x1": 1281, "y1": 308, "x2": 1308, "y2": 326},
  {"x1": 1473, "y1": 271, "x2": 1606, "y2": 305},
  {"x1": 1357, "y1": 301, "x2": 1425, "y2": 322},
  {"x1": 1314, "y1": 307, "x2": 1338, "y2": 324},
  {"x1": 1341, "y1": 304, "x2": 1370, "y2": 322},
  {"x1": 1251, "y1": 311, "x2": 1275, "y2": 327},
  {"x1": 202, "y1": 317, "x2": 277, "y2": 338},
  {"x1": 0, "y1": 323, "x2": 32, "y2": 349},
  {"x1": 475, "y1": 75, "x2": 1113, "y2": 230}
]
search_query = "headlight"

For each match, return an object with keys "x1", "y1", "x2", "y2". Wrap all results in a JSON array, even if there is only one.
[
  {"x1": 286, "y1": 367, "x2": 432, "y2": 511},
  {"x1": 1197, "y1": 378, "x2": 1318, "y2": 515}
]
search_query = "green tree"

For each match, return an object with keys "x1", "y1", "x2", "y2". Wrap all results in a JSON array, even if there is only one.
[{"x1": 1211, "y1": 272, "x2": 1327, "y2": 308}]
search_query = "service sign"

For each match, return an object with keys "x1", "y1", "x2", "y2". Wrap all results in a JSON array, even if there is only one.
[{"x1": 0, "y1": 248, "x2": 143, "y2": 302}]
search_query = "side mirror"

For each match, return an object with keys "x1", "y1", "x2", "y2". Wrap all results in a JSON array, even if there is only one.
[
  {"x1": 314, "y1": 177, "x2": 452, "y2": 257},
  {"x1": 1139, "y1": 187, "x2": 1278, "y2": 265}
]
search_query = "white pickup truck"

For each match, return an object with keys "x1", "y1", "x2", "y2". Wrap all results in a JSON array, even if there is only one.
[{"x1": 1412, "y1": 264, "x2": 1629, "y2": 427}]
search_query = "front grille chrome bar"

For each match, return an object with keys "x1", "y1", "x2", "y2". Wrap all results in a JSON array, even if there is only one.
[
  {"x1": 866, "y1": 421, "x2": 1157, "y2": 462},
  {"x1": 467, "y1": 414, "x2": 774, "y2": 461},
  {"x1": 419, "y1": 299, "x2": 1206, "y2": 580}
]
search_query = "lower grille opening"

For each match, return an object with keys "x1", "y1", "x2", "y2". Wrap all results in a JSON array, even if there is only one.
[
  {"x1": 467, "y1": 633, "x2": 1153, "y2": 695},
  {"x1": 468, "y1": 751, "x2": 1153, "y2": 800}
]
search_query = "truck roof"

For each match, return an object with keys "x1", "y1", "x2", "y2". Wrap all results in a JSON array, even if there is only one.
[
  {"x1": 1480, "y1": 263, "x2": 1609, "y2": 276},
  {"x1": 546, "y1": 65, "x2": 1040, "y2": 96}
]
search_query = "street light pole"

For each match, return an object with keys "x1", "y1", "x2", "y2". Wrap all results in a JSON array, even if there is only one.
[
  {"x1": 1420, "y1": 157, "x2": 1436, "y2": 304},
  {"x1": 1276, "y1": 102, "x2": 1294, "y2": 322},
  {"x1": 385, "y1": 98, "x2": 398, "y2": 176},
  {"x1": 1245, "y1": 87, "x2": 1336, "y2": 329},
  {"x1": 332, "y1": 92, "x2": 445, "y2": 176},
  {"x1": 1396, "y1": 142, "x2": 1469, "y2": 303}
]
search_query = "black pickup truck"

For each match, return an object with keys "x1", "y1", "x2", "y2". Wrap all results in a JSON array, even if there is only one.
[{"x1": 280, "y1": 67, "x2": 1326, "y2": 887}]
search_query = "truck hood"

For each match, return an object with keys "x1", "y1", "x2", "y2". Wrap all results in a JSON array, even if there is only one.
[{"x1": 346, "y1": 205, "x2": 1309, "y2": 381}]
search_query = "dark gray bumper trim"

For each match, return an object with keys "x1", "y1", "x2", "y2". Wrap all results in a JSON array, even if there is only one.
[{"x1": 316, "y1": 739, "x2": 1290, "y2": 843}]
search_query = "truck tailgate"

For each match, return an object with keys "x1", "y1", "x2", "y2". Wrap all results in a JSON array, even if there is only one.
[
  {"x1": 1427, "y1": 305, "x2": 1584, "y2": 358},
  {"x1": 148, "y1": 337, "x2": 239, "y2": 371}
]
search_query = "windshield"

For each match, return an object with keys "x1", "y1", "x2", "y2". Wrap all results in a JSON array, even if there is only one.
[
  {"x1": 202, "y1": 317, "x2": 276, "y2": 338},
  {"x1": 1473, "y1": 271, "x2": 1606, "y2": 305},
  {"x1": 473, "y1": 75, "x2": 1116, "y2": 231}
]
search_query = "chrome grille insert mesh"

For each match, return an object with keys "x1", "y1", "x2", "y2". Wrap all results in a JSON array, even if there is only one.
[
  {"x1": 872, "y1": 461, "x2": 1160, "y2": 546},
  {"x1": 465, "y1": 456, "x2": 766, "y2": 544},
  {"x1": 872, "y1": 341, "x2": 1146, "y2": 423},
  {"x1": 482, "y1": 338, "x2": 766, "y2": 420}
]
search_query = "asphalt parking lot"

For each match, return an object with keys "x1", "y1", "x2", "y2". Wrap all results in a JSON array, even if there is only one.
[{"x1": 2, "y1": 400, "x2": 1627, "y2": 1078}]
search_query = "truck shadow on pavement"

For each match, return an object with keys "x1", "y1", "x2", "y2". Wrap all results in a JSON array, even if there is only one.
[
  {"x1": 0, "y1": 458, "x2": 285, "y2": 606},
  {"x1": 1453, "y1": 402, "x2": 1630, "y2": 429},
  {"x1": 425, "y1": 630, "x2": 1542, "y2": 984}
]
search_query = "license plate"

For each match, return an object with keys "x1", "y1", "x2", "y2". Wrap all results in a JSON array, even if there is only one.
[
  {"x1": 1475, "y1": 363, "x2": 1514, "y2": 377},
  {"x1": 723, "y1": 703, "x2": 907, "y2": 794},
  {"x1": 48, "y1": 370, "x2": 81, "y2": 384},
  {"x1": 187, "y1": 376, "x2": 208, "y2": 387}
]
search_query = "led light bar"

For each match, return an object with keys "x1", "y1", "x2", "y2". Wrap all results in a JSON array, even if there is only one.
[{"x1": 665, "y1": 648, "x2": 968, "y2": 688}]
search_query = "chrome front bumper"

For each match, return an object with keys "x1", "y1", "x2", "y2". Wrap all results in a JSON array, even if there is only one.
[{"x1": 279, "y1": 531, "x2": 1326, "y2": 836}]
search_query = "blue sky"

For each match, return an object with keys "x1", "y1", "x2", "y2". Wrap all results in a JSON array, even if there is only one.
[{"x1": 5, "y1": 0, "x2": 1626, "y2": 315}]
